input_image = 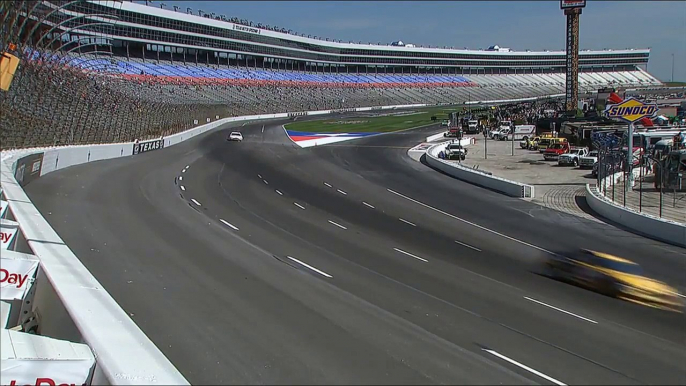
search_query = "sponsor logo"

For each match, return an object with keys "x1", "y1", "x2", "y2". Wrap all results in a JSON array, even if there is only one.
[
  {"x1": 133, "y1": 139, "x2": 164, "y2": 155},
  {"x1": 0, "y1": 268, "x2": 28, "y2": 289},
  {"x1": 287, "y1": 112, "x2": 308, "y2": 118},
  {"x1": 1, "y1": 232, "x2": 11, "y2": 243},
  {"x1": 31, "y1": 160, "x2": 41, "y2": 173},
  {"x1": 604, "y1": 97, "x2": 658, "y2": 123},
  {"x1": 561, "y1": 0, "x2": 585, "y2": 9},
  {"x1": 233, "y1": 24, "x2": 260, "y2": 34},
  {"x1": 331, "y1": 108, "x2": 356, "y2": 113},
  {"x1": 9, "y1": 379, "x2": 87, "y2": 386}
]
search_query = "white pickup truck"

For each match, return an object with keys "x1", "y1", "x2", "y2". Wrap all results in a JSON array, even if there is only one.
[
  {"x1": 578, "y1": 150, "x2": 598, "y2": 169},
  {"x1": 558, "y1": 147, "x2": 590, "y2": 166}
]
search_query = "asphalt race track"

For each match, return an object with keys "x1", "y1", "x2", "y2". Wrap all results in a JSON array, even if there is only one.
[{"x1": 26, "y1": 116, "x2": 686, "y2": 385}]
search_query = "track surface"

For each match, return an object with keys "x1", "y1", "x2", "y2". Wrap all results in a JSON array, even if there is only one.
[{"x1": 26, "y1": 117, "x2": 686, "y2": 385}]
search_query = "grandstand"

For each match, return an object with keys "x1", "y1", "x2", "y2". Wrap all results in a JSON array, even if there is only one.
[{"x1": 0, "y1": 0, "x2": 664, "y2": 150}]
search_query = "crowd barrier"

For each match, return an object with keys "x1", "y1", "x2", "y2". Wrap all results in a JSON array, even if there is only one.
[
  {"x1": 585, "y1": 170, "x2": 686, "y2": 248},
  {"x1": 0, "y1": 96, "x2": 563, "y2": 384},
  {"x1": 424, "y1": 142, "x2": 535, "y2": 198}
]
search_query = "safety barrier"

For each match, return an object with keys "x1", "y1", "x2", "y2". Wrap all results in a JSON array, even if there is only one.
[
  {"x1": 424, "y1": 142, "x2": 535, "y2": 198},
  {"x1": 585, "y1": 171, "x2": 686, "y2": 247}
]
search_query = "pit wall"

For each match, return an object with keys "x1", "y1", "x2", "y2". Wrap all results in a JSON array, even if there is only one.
[
  {"x1": 424, "y1": 142, "x2": 535, "y2": 198},
  {"x1": 585, "y1": 170, "x2": 686, "y2": 248}
]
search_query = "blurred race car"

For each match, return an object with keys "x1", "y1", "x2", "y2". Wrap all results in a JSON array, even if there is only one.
[
  {"x1": 227, "y1": 132, "x2": 243, "y2": 141},
  {"x1": 543, "y1": 249, "x2": 683, "y2": 312}
]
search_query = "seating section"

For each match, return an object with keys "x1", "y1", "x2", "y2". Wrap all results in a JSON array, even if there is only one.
[{"x1": 0, "y1": 51, "x2": 664, "y2": 150}]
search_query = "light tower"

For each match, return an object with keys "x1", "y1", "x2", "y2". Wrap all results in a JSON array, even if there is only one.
[{"x1": 561, "y1": 0, "x2": 586, "y2": 116}]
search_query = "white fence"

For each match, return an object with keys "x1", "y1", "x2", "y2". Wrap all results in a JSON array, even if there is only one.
[{"x1": 424, "y1": 142, "x2": 535, "y2": 198}]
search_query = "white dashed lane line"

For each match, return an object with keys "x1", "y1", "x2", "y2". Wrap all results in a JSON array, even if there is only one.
[
  {"x1": 337, "y1": 189, "x2": 347, "y2": 195},
  {"x1": 393, "y1": 248, "x2": 428, "y2": 262},
  {"x1": 191, "y1": 199, "x2": 201, "y2": 206},
  {"x1": 524, "y1": 297, "x2": 598, "y2": 324},
  {"x1": 185, "y1": 165, "x2": 190, "y2": 169},
  {"x1": 220, "y1": 219, "x2": 240, "y2": 231},
  {"x1": 263, "y1": 180, "x2": 269, "y2": 185},
  {"x1": 398, "y1": 218, "x2": 416, "y2": 227},
  {"x1": 294, "y1": 203, "x2": 306, "y2": 210},
  {"x1": 286, "y1": 256, "x2": 333, "y2": 278},
  {"x1": 328, "y1": 220, "x2": 348, "y2": 230},
  {"x1": 455, "y1": 240, "x2": 481, "y2": 252},
  {"x1": 181, "y1": 169, "x2": 186, "y2": 173},
  {"x1": 362, "y1": 202, "x2": 375, "y2": 209},
  {"x1": 324, "y1": 182, "x2": 332, "y2": 188},
  {"x1": 178, "y1": 176, "x2": 183, "y2": 181},
  {"x1": 276, "y1": 190, "x2": 283, "y2": 196},
  {"x1": 386, "y1": 188, "x2": 557, "y2": 256},
  {"x1": 482, "y1": 349, "x2": 567, "y2": 386},
  {"x1": 180, "y1": 186, "x2": 186, "y2": 191},
  {"x1": 258, "y1": 174, "x2": 262, "y2": 179}
]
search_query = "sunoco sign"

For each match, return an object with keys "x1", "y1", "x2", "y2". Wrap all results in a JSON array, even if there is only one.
[{"x1": 604, "y1": 97, "x2": 657, "y2": 123}]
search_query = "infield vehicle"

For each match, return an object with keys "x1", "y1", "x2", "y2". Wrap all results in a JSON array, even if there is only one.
[
  {"x1": 542, "y1": 249, "x2": 683, "y2": 312},
  {"x1": 538, "y1": 137, "x2": 565, "y2": 153},
  {"x1": 579, "y1": 150, "x2": 599, "y2": 169},
  {"x1": 543, "y1": 142, "x2": 571, "y2": 161},
  {"x1": 444, "y1": 142, "x2": 468, "y2": 161},
  {"x1": 495, "y1": 128, "x2": 511, "y2": 141},
  {"x1": 465, "y1": 120, "x2": 480, "y2": 134},
  {"x1": 441, "y1": 120, "x2": 449, "y2": 127},
  {"x1": 227, "y1": 132, "x2": 243, "y2": 141},
  {"x1": 558, "y1": 147, "x2": 589, "y2": 166},
  {"x1": 521, "y1": 136, "x2": 541, "y2": 150}
]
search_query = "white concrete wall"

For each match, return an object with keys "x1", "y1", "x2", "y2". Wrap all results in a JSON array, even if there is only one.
[
  {"x1": 425, "y1": 142, "x2": 534, "y2": 198},
  {"x1": 586, "y1": 169, "x2": 685, "y2": 247}
]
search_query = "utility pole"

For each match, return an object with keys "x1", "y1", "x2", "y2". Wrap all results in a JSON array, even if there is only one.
[
  {"x1": 511, "y1": 122, "x2": 515, "y2": 156},
  {"x1": 483, "y1": 129, "x2": 488, "y2": 160},
  {"x1": 671, "y1": 53, "x2": 675, "y2": 82}
]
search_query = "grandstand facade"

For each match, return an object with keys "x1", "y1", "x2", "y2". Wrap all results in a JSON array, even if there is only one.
[{"x1": 0, "y1": 0, "x2": 665, "y2": 149}]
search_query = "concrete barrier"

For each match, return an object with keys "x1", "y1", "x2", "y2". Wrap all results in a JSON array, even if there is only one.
[
  {"x1": 426, "y1": 132, "x2": 447, "y2": 142},
  {"x1": 425, "y1": 142, "x2": 534, "y2": 198},
  {"x1": 586, "y1": 169, "x2": 685, "y2": 247}
]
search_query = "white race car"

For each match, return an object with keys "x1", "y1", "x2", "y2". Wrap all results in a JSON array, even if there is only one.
[{"x1": 227, "y1": 132, "x2": 243, "y2": 142}]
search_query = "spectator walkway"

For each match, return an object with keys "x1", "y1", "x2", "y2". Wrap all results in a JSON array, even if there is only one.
[{"x1": 602, "y1": 178, "x2": 686, "y2": 224}]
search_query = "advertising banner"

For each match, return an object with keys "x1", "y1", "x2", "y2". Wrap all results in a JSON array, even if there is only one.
[
  {"x1": 287, "y1": 111, "x2": 308, "y2": 118},
  {"x1": 604, "y1": 97, "x2": 658, "y2": 123},
  {"x1": 560, "y1": 0, "x2": 586, "y2": 9},
  {"x1": 13, "y1": 153, "x2": 44, "y2": 187},
  {"x1": 0, "y1": 222, "x2": 18, "y2": 251},
  {"x1": 0, "y1": 200, "x2": 7, "y2": 218},
  {"x1": 132, "y1": 138, "x2": 164, "y2": 155},
  {"x1": 0, "y1": 257, "x2": 38, "y2": 301},
  {"x1": 1, "y1": 330, "x2": 95, "y2": 386}
]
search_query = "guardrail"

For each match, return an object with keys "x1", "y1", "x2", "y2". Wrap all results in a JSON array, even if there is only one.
[
  {"x1": 424, "y1": 142, "x2": 535, "y2": 198},
  {"x1": 586, "y1": 171, "x2": 686, "y2": 248}
]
